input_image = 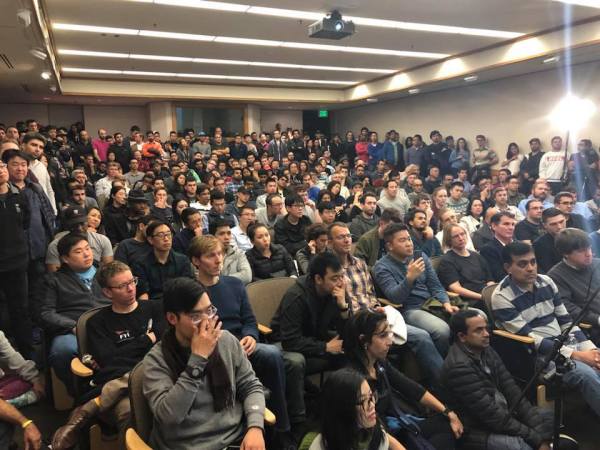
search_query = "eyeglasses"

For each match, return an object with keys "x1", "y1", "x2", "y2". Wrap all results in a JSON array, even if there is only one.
[
  {"x1": 107, "y1": 277, "x2": 138, "y2": 290},
  {"x1": 356, "y1": 391, "x2": 378, "y2": 411},
  {"x1": 187, "y1": 305, "x2": 218, "y2": 324},
  {"x1": 153, "y1": 232, "x2": 173, "y2": 239}
]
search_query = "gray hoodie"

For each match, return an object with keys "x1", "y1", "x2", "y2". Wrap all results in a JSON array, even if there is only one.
[
  {"x1": 143, "y1": 330, "x2": 265, "y2": 450},
  {"x1": 222, "y1": 245, "x2": 252, "y2": 285},
  {"x1": 0, "y1": 331, "x2": 39, "y2": 382}
]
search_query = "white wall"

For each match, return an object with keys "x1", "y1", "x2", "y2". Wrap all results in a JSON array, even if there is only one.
[
  {"x1": 260, "y1": 109, "x2": 302, "y2": 133},
  {"x1": 0, "y1": 103, "x2": 83, "y2": 128},
  {"x1": 333, "y1": 61, "x2": 600, "y2": 159},
  {"x1": 84, "y1": 105, "x2": 148, "y2": 136}
]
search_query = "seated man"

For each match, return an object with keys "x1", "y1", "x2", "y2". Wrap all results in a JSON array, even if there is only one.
[
  {"x1": 354, "y1": 208, "x2": 402, "y2": 267},
  {"x1": 231, "y1": 205, "x2": 255, "y2": 251},
  {"x1": 533, "y1": 208, "x2": 567, "y2": 273},
  {"x1": 348, "y1": 192, "x2": 379, "y2": 241},
  {"x1": 406, "y1": 207, "x2": 442, "y2": 258},
  {"x1": 471, "y1": 206, "x2": 498, "y2": 251},
  {"x1": 480, "y1": 211, "x2": 516, "y2": 282},
  {"x1": 172, "y1": 207, "x2": 203, "y2": 255},
  {"x1": 255, "y1": 193, "x2": 285, "y2": 236},
  {"x1": 295, "y1": 223, "x2": 329, "y2": 275},
  {"x1": 492, "y1": 241, "x2": 600, "y2": 417},
  {"x1": 206, "y1": 190, "x2": 238, "y2": 232},
  {"x1": 51, "y1": 261, "x2": 164, "y2": 449},
  {"x1": 554, "y1": 191, "x2": 586, "y2": 230},
  {"x1": 143, "y1": 277, "x2": 266, "y2": 449},
  {"x1": 132, "y1": 221, "x2": 193, "y2": 300},
  {"x1": 46, "y1": 206, "x2": 113, "y2": 272},
  {"x1": 442, "y1": 310, "x2": 552, "y2": 450},
  {"x1": 210, "y1": 219, "x2": 252, "y2": 285},
  {"x1": 113, "y1": 214, "x2": 153, "y2": 266},
  {"x1": 188, "y1": 236, "x2": 300, "y2": 447},
  {"x1": 373, "y1": 223, "x2": 458, "y2": 357},
  {"x1": 39, "y1": 233, "x2": 110, "y2": 389},
  {"x1": 274, "y1": 194, "x2": 312, "y2": 256},
  {"x1": 514, "y1": 199, "x2": 545, "y2": 244},
  {"x1": 270, "y1": 253, "x2": 348, "y2": 375},
  {"x1": 549, "y1": 228, "x2": 600, "y2": 344},
  {"x1": 329, "y1": 222, "x2": 444, "y2": 383}
]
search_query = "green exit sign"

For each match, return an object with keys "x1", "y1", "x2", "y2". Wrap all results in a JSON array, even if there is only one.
[{"x1": 318, "y1": 110, "x2": 329, "y2": 118}]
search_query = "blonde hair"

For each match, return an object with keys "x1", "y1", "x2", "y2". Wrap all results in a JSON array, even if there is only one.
[
  {"x1": 188, "y1": 235, "x2": 223, "y2": 259},
  {"x1": 442, "y1": 223, "x2": 464, "y2": 250}
]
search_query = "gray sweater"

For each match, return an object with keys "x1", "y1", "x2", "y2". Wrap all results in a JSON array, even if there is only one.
[
  {"x1": 547, "y1": 259, "x2": 600, "y2": 326},
  {"x1": 143, "y1": 330, "x2": 265, "y2": 450},
  {"x1": 0, "y1": 331, "x2": 39, "y2": 382}
]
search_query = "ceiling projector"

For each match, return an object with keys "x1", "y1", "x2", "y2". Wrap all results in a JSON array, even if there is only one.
[{"x1": 309, "y1": 10, "x2": 355, "y2": 40}]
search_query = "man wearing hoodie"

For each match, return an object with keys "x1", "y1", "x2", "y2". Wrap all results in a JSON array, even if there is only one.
[
  {"x1": 349, "y1": 193, "x2": 379, "y2": 241},
  {"x1": 210, "y1": 219, "x2": 252, "y2": 285}
]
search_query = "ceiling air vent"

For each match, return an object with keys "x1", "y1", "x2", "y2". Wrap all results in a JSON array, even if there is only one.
[{"x1": 0, "y1": 54, "x2": 14, "y2": 69}]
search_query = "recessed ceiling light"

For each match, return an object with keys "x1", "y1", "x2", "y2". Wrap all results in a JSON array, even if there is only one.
[
  {"x1": 53, "y1": 23, "x2": 449, "y2": 59},
  {"x1": 43, "y1": 97, "x2": 51, "y2": 100},
  {"x1": 29, "y1": 48, "x2": 47, "y2": 60},
  {"x1": 139, "y1": 0, "x2": 523, "y2": 38},
  {"x1": 41, "y1": 71, "x2": 51, "y2": 79},
  {"x1": 543, "y1": 56, "x2": 560, "y2": 64},
  {"x1": 366, "y1": 98, "x2": 378, "y2": 103},
  {"x1": 464, "y1": 75, "x2": 478, "y2": 82},
  {"x1": 408, "y1": 88, "x2": 420, "y2": 95},
  {"x1": 61, "y1": 67, "x2": 357, "y2": 85},
  {"x1": 58, "y1": 48, "x2": 394, "y2": 74},
  {"x1": 551, "y1": 0, "x2": 600, "y2": 7}
]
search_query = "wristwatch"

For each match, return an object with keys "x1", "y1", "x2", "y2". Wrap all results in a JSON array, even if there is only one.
[
  {"x1": 185, "y1": 365, "x2": 204, "y2": 379},
  {"x1": 442, "y1": 407, "x2": 453, "y2": 417}
]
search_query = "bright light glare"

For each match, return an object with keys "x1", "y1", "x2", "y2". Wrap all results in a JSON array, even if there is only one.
[
  {"x1": 551, "y1": 0, "x2": 600, "y2": 8},
  {"x1": 549, "y1": 95, "x2": 597, "y2": 131}
]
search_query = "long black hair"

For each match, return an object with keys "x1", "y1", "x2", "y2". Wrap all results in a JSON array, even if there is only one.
[
  {"x1": 343, "y1": 309, "x2": 388, "y2": 374},
  {"x1": 320, "y1": 368, "x2": 383, "y2": 450}
]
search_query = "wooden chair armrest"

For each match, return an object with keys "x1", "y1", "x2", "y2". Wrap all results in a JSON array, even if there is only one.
[
  {"x1": 264, "y1": 408, "x2": 276, "y2": 426},
  {"x1": 71, "y1": 358, "x2": 93, "y2": 377},
  {"x1": 447, "y1": 291, "x2": 460, "y2": 299},
  {"x1": 258, "y1": 323, "x2": 273, "y2": 335},
  {"x1": 580, "y1": 322, "x2": 592, "y2": 329},
  {"x1": 493, "y1": 329, "x2": 535, "y2": 344},
  {"x1": 378, "y1": 298, "x2": 402, "y2": 308},
  {"x1": 125, "y1": 428, "x2": 152, "y2": 450}
]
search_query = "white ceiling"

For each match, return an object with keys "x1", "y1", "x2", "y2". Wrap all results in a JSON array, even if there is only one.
[{"x1": 1, "y1": 0, "x2": 600, "y2": 103}]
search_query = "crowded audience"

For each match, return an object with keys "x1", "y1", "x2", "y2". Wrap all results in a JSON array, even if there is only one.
[{"x1": 1, "y1": 117, "x2": 600, "y2": 449}]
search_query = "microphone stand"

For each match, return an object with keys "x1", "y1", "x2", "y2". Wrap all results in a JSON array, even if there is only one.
[{"x1": 507, "y1": 283, "x2": 600, "y2": 449}]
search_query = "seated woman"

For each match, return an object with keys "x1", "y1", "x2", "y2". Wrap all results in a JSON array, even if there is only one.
[
  {"x1": 437, "y1": 223, "x2": 494, "y2": 310},
  {"x1": 343, "y1": 310, "x2": 462, "y2": 450},
  {"x1": 143, "y1": 277, "x2": 266, "y2": 450},
  {"x1": 246, "y1": 223, "x2": 298, "y2": 281},
  {"x1": 295, "y1": 223, "x2": 329, "y2": 275},
  {"x1": 299, "y1": 368, "x2": 404, "y2": 450},
  {"x1": 459, "y1": 198, "x2": 484, "y2": 236}
]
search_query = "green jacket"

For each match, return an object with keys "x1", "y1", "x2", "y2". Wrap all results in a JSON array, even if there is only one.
[{"x1": 353, "y1": 227, "x2": 381, "y2": 267}]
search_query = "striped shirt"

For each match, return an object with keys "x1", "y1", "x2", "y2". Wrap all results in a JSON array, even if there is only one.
[{"x1": 491, "y1": 274, "x2": 595, "y2": 358}]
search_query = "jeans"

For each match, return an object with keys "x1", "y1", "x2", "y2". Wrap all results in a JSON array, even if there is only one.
[
  {"x1": 0, "y1": 421, "x2": 13, "y2": 449},
  {"x1": 0, "y1": 269, "x2": 33, "y2": 358},
  {"x1": 562, "y1": 359, "x2": 600, "y2": 417},
  {"x1": 49, "y1": 333, "x2": 78, "y2": 392},
  {"x1": 280, "y1": 349, "x2": 306, "y2": 425},
  {"x1": 403, "y1": 309, "x2": 451, "y2": 357},
  {"x1": 404, "y1": 324, "x2": 443, "y2": 384},
  {"x1": 487, "y1": 434, "x2": 533, "y2": 450},
  {"x1": 250, "y1": 343, "x2": 290, "y2": 432}
]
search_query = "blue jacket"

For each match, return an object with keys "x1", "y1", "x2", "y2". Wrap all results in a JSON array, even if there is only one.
[
  {"x1": 367, "y1": 142, "x2": 383, "y2": 166},
  {"x1": 373, "y1": 253, "x2": 448, "y2": 310},
  {"x1": 382, "y1": 140, "x2": 404, "y2": 169}
]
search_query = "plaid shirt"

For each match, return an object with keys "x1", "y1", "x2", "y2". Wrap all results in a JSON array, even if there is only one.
[{"x1": 343, "y1": 254, "x2": 379, "y2": 312}]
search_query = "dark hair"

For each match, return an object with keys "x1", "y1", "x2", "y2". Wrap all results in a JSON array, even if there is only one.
[
  {"x1": 145, "y1": 221, "x2": 172, "y2": 239},
  {"x1": 181, "y1": 207, "x2": 201, "y2": 226},
  {"x1": 343, "y1": 309, "x2": 387, "y2": 371},
  {"x1": 284, "y1": 193, "x2": 304, "y2": 207},
  {"x1": 554, "y1": 192, "x2": 573, "y2": 205},
  {"x1": 210, "y1": 190, "x2": 226, "y2": 202},
  {"x1": 502, "y1": 241, "x2": 534, "y2": 265},
  {"x1": 525, "y1": 198, "x2": 542, "y2": 211},
  {"x1": 383, "y1": 222, "x2": 409, "y2": 243},
  {"x1": 1, "y1": 149, "x2": 30, "y2": 165},
  {"x1": 359, "y1": 193, "x2": 377, "y2": 204},
  {"x1": 466, "y1": 198, "x2": 484, "y2": 217},
  {"x1": 555, "y1": 228, "x2": 592, "y2": 256},
  {"x1": 22, "y1": 132, "x2": 46, "y2": 145},
  {"x1": 305, "y1": 223, "x2": 328, "y2": 241},
  {"x1": 317, "y1": 201, "x2": 335, "y2": 214},
  {"x1": 490, "y1": 211, "x2": 515, "y2": 225},
  {"x1": 265, "y1": 193, "x2": 282, "y2": 207},
  {"x1": 247, "y1": 222, "x2": 268, "y2": 242},
  {"x1": 450, "y1": 181, "x2": 464, "y2": 190},
  {"x1": 405, "y1": 208, "x2": 426, "y2": 226},
  {"x1": 57, "y1": 232, "x2": 88, "y2": 258},
  {"x1": 163, "y1": 277, "x2": 207, "y2": 315},
  {"x1": 379, "y1": 208, "x2": 402, "y2": 224},
  {"x1": 506, "y1": 142, "x2": 519, "y2": 159},
  {"x1": 383, "y1": 178, "x2": 398, "y2": 189},
  {"x1": 110, "y1": 185, "x2": 126, "y2": 199},
  {"x1": 529, "y1": 137, "x2": 541, "y2": 145},
  {"x1": 308, "y1": 252, "x2": 342, "y2": 282},
  {"x1": 541, "y1": 207, "x2": 563, "y2": 223},
  {"x1": 319, "y1": 368, "x2": 383, "y2": 450},
  {"x1": 449, "y1": 309, "x2": 486, "y2": 342}
]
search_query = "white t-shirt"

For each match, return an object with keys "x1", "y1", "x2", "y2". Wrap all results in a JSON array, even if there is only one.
[{"x1": 46, "y1": 230, "x2": 113, "y2": 266}]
